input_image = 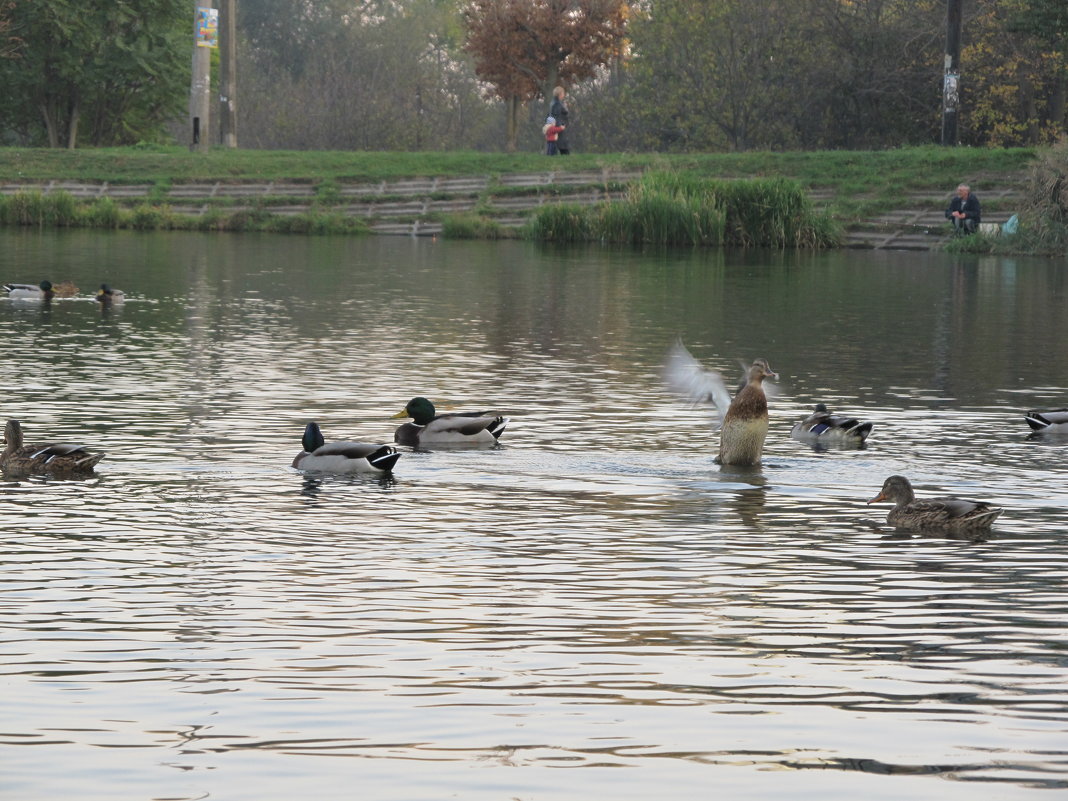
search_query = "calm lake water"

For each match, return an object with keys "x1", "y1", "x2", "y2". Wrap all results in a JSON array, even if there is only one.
[{"x1": 1, "y1": 229, "x2": 1066, "y2": 801}]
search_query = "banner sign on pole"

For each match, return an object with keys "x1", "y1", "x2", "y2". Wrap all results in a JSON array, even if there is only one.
[{"x1": 196, "y1": 7, "x2": 218, "y2": 48}]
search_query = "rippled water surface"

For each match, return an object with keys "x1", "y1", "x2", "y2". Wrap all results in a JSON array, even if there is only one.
[{"x1": 2, "y1": 230, "x2": 1066, "y2": 800}]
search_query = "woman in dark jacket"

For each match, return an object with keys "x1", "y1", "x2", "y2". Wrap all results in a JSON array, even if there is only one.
[{"x1": 549, "y1": 86, "x2": 571, "y2": 155}]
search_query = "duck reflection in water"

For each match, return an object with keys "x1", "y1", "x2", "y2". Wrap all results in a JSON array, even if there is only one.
[
  {"x1": 298, "y1": 473, "x2": 396, "y2": 503},
  {"x1": 729, "y1": 482, "x2": 768, "y2": 529}
]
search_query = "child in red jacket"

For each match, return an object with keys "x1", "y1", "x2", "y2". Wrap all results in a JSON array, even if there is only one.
[{"x1": 543, "y1": 116, "x2": 566, "y2": 155}]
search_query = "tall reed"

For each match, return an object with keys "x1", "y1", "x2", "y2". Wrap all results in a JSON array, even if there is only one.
[{"x1": 526, "y1": 172, "x2": 839, "y2": 248}]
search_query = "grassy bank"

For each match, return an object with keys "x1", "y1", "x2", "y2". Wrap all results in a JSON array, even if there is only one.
[
  {"x1": 0, "y1": 144, "x2": 1044, "y2": 247},
  {"x1": 0, "y1": 144, "x2": 1035, "y2": 217}
]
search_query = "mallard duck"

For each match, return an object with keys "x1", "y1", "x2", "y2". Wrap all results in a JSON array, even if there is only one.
[
  {"x1": 96, "y1": 284, "x2": 125, "y2": 305},
  {"x1": 1024, "y1": 408, "x2": 1068, "y2": 434},
  {"x1": 1, "y1": 419, "x2": 105, "y2": 476},
  {"x1": 391, "y1": 397, "x2": 508, "y2": 447},
  {"x1": 791, "y1": 403, "x2": 873, "y2": 446},
  {"x1": 662, "y1": 340, "x2": 778, "y2": 466},
  {"x1": 51, "y1": 281, "x2": 79, "y2": 297},
  {"x1": 5, "y1": 280, "x2": 56, "y2": 301},
  {"x1": 867, "y1": 475, "x2": 1002, "y2": 532},
  {"x1": 291, "y1": 422, "x2": 401, "y2": 474}
]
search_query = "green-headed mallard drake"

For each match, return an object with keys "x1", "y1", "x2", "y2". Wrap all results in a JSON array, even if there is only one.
[
  {"x1": 791, "y1": 403, "x2": 873, "y2": 447},
  {"x1": 867, "y1": 475, "x2": 1003, "y2": 532},
  {"x1": 663, "y1": 340, "x2": 778, "y2": 466},
  {"x1": 391, "y1": 397, "x2": 508, "y2": 447},
  {"x1": 1, "y1": 419, "x2": 105, "y2": 476},
  {"x1": 1025, "y1": 408, "x2": 1068, "y2": 435},
  {"x1": 96, "y1": 284, "x2": 125, "y2": 305},
  {"x1": 5, "y1": 280, "x2": 56, "y2": 301},
  {"x1": 292, "y1": 422, "x2": 401, "y2": 474}
]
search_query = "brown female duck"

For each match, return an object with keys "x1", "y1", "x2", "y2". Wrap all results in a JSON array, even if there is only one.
[
  {"x1": 663, "y1": 340, "x2": 778, "y2": 466},
  {"x1": 1, "y1": 419, "x2": 106, "y2": 476},
  {"x1": 867, "y1": 475, "x2": 1002, "y2": 532}
]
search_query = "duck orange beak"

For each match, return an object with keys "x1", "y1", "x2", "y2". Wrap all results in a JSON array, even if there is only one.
[{"x1": 867, "y1": 491, "x2": 887, "y2": 505}]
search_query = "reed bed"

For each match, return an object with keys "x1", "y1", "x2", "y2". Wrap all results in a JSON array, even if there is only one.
[{"x1": 526, "y1": 172, "x2": 839, "y2": 248}]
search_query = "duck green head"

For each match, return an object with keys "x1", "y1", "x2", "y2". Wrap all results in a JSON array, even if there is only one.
[
  {"x1": 39, "y1": 280, "x2": 53, "y2": 291},
  {"x1": 302, "y1": 421, "x2": 325, "y2": 453},
  {"x1": 392, "y1": 396, "x2": 436, "y2": 425}
]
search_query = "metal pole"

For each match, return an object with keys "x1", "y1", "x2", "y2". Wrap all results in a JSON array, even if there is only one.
[
  {"x1": 190, "y1": 3, "x2": 213, "y2": 153},
  {"x1": 941, "y1": 0, "x2": 962, "y2": 146},
  {"x1": 219, "y1": 0, "x2": 237, "y2": 148}
]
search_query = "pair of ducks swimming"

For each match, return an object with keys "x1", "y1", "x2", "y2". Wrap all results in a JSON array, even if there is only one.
[
  {"x1": 663, "y1": 340, "x2": 1006, "y2": 533},
  {"x1": 4, "y1": 281, "x2": 125, "y2": 304},
  {"x1": 2, "y1": 398, "x2": 508, "y2": 480},
  {"x1": 291, "y1": 397, "x2": 508, "y2": 473}
]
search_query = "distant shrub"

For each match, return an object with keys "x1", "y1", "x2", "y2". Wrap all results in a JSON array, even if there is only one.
[
  {"x1": 130, "y1": 203, "x2": 173, "y2": 229},
  {"x1": 81, "y1": 197, "x2": 122, "y2": 228},
  {"x1": 48, "y1": 191, "x2": 78, "y2": 226},
  {"x1": 2, "y1": 191, "x2": 47, "y2": 225},
  {"x1": 441, "y1": 213, "x2": 509, "y2": 239}
]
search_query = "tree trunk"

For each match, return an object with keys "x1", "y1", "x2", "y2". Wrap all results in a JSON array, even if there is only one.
[
  {"x1": 66, "y1": 95, "x2": 80, "y2": 149},
  {"x1": 505, "y1": 94, "x2": 519, "y2": 152},
  {"x1": 1021, "y1": 73, "x2": 1039, "y2": 146},
  {"x1": 1050, "y1": 71, "x2": 1067, "y2": 136},
  {"x1": 39, "y1": 101, "x2": 59, "y2": 148},
  {"x1": 543, "y1": 62, "x2": 559, "y2": 116}
]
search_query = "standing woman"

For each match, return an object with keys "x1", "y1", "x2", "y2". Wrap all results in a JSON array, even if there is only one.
[{"x1": 550, "y1": 86, "x2": 571, "y2": 155}]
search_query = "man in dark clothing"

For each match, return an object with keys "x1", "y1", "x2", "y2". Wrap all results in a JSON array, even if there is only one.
[
  {"x1": 946, "y1": 183, "x2": 981, "y2": 234},
  {"x1": 549, "y1": 86, "x2": 570, "y2": 155}
]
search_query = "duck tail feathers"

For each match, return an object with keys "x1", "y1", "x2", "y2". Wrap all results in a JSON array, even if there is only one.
[
  {"x1": 1025, "y1": 412, "x2": 1050, "y2": 431},
  {"x1": 849, "y1": 421, "x2": 874, "y2": 440},
  {"x1": 368, "y1": 446, "x2": 401, "y2": 472},
  {"x1": 488, "y1": 416, "x2": 509, "y2": 440}
]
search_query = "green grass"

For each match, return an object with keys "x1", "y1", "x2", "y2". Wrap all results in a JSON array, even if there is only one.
[
  {"x1": 0, "y1": 145, "x2": 1035, "y2": 201},
  {"x1": 0, "y1": 191, "x2": 371, "y2": 235}
]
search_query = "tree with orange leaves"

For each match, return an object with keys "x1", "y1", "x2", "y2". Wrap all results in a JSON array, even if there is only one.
[{"x1": 463, "y1": 0, "x2": 627, "y2": 151}]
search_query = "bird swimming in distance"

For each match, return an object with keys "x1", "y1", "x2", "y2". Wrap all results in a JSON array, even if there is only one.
[
  {"x1": 5, "y1": 280, "x2": 55, "y2": 301},
  {"x1": 391, "y1": 396, "x2": 508, "y2": 447},
  {"x1": 96, "y1": 284, "x2": 125, "y2": 305},
  {"x1": 662, "y1": 340, "x2": 778, "y2": 466},
  {"x1": 1, "y1": 419, "x2": 106, "y2": 476},
  {"x1": 791, "y1": 403, "x2": 873, "y2": 447},
  {"x1": 867, "y1": 474, "x2": 1003, "y2": 532},
  {"x1": 291, "y1": 421, "x2": 401, "y2": 474}
]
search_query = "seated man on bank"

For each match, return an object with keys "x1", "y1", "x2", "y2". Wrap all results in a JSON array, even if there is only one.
[{"x1": 945, "y1": 183, "x2": 981, "y2": 234}]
